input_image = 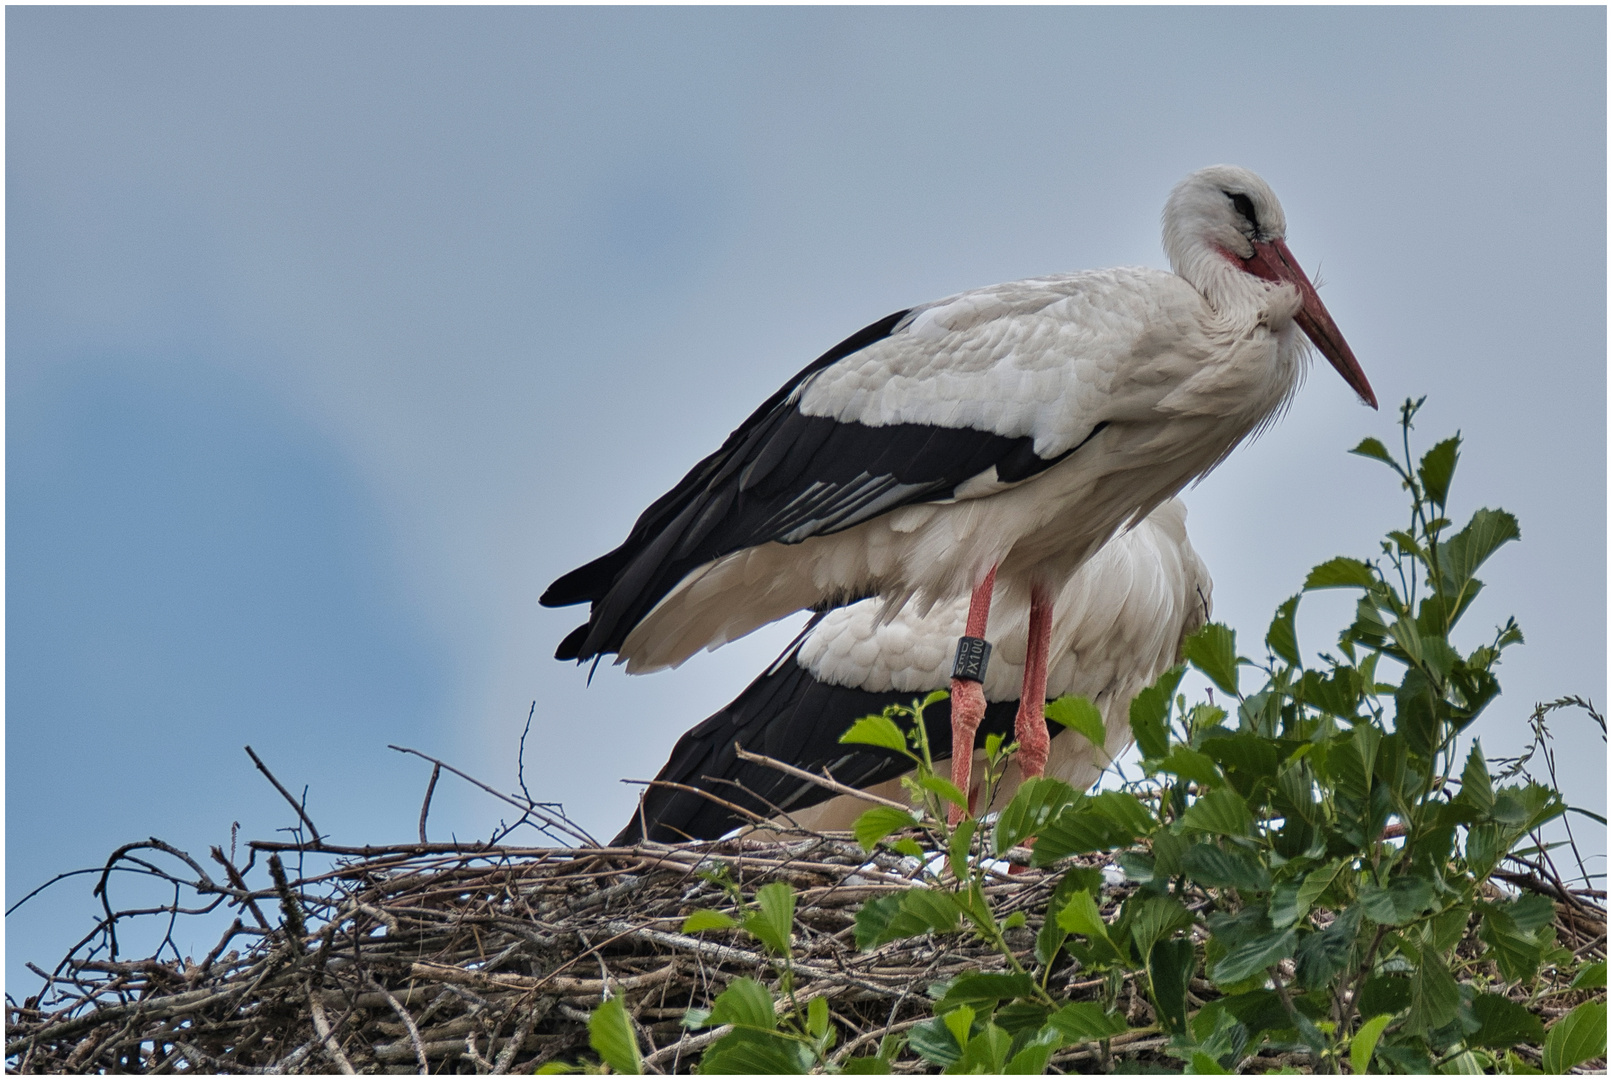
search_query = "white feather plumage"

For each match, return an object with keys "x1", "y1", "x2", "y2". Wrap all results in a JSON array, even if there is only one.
[
  {"x1": 781, "y1": 498, "x2": 1211, "y2": 830},
  {"x1": 593, "y1": 166, "x2": 1366, "y2": 673}
]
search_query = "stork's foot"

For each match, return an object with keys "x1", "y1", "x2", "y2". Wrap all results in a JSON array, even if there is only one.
[
  {"x1": 1014, "y1": 584, "x2": 1054, "y2": 783},
  {"x1": 1014, "y1": 699, "x2": 1050, "y2": 781},
  {"x1": 948, "y1": 677, "x2": 987, "y2": 825}
]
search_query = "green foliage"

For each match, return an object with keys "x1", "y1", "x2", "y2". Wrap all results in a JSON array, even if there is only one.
[
  {"x1": 1541, "y1": 1000, "x2": 1607, "y2": 1074},
  {"x1": 1182, "y1": 622, "x2": 1241, "y2": 698},
  {"x1": 1045, "y1": 694, "x2": 1106, "y2": 747},
  {"x1": 588, "y1": 997, "x2": 643, "y2": 1075},
  {"x1": 574, "y1": 402, "x2": 1600, "y2": 1074},
  {"x1": 852, "y1": 806, "x2": 920, "y2": 851}
]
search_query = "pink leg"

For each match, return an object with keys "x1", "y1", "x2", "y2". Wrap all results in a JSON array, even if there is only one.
[
  {"x1": 1014, "y1": 585, "x2": 1054, "y2": 780},
  {"x1": 948, "y1": 567, "x2": 996, "y2": 825}
]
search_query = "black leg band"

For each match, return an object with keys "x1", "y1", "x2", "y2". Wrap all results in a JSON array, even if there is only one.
[{"x1": 952, "y1": 636, "x2": 992, "y2": 684}]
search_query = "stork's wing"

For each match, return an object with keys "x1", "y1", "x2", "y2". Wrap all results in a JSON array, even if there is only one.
[
  {"x1": 611, "y1": 625, "x2": 1020, "y2": 845},
  {"x1": 542, "y1": 273, "x2": 1176, "y2": 664}
]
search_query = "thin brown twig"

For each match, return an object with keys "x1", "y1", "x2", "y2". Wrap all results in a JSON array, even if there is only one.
[
  {"x1": 243, "y1": 745, "x2": 324, "y2": 843},
  {"x1": 418, "y1": 763, "x2": 442, "y2": 845},
  {"x1": 387, "y1": 745, "x2": 599, "y2": 847},
  {"x1": 732, "y1": 747, "x2": 916, "y2": 812}
]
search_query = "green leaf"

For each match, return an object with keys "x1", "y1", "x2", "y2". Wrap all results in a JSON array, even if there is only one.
[
  {"x1": 996, "y1": 1005, "x2": 1051, "y2": 1037},
  {"x1": 1129, "y1": 894, "x2": 1194, "y2": 961},
  {"x1": 1266, "y1": 595, "x2": 1301, "y2": 666},
  {"x1": 1179, "y1": 843, "x2": 1270, "y2": 892},
  {"x1": 1439, "y1": 507, "x2": 1520, "y2": 588},
  {"x1": 1183, "y1": 623, "x2": 1241, "y2": 697},
  {"x1": 744, "y1": 882, "x2": 795, "y2": 957},
  {"x1": 1393, "y1": 668, "x2": 1440, "y2": 759},
  {"x1": 907, "y1": 1015, "x2": 962, "y2": 1066},
  {"x1": 1129, "y1": 665, "x2": 1185, "y2": 760},
  {"x1": 1504, "y1": 893, "x2": 1558, "y2": 933},
  {"x1": 853, "y1": 888, "x2": 961, "y2": 950},
  {"x1": 1004, "y1": 1029, "x2": 1060, "y2": 1075},
  {"x1": 1480, "y1": 913, "x2": 1545, "y2": 985},
  {"x1": 1304, "y1": 556, "x2": 1376, "y2": 590},
  {"x1": 1156, "y1": 745, "x2": 1222, "y2": 788},
  {"x1": 1045, "y1": 695, "x2": 1106, "y2": 746},
  {"x1": 1459, "y1": 740, "x2": 1495, "y2": 815},
  {"x1": 993, "y1": 777, "x2": 1080, "y2": 855},
  {"x1": 1268, "y1": 882, "x2": 1304, "y2": 930},
  {"x1": 1349, "y1": 1013, "x2": 1393, "y2": 1074},
  {"x1": 1541, "y1": 1000, "x2": 1606, "y2": 1074},
  {"x1": 1570, "y1": 961, "x2": 1607, "y2": 990},
  {"x1": 1056, "y1": 889, "x2": 1113, "y2": 942},
  {"x1": 804, "y1": 994, "x2": 830, "y2": 1039},
  {"x1": 935, "y1": 973, "x2": 1038, "y2": 1011},
  {"x1": 1359, "y1": 974, "x2": 1412, "y2": 1018},
  {"x1": 952, "y1": 1020, "x2": 1011, "y2": 1075},
  {"x1": 1294, "y1": 907, "x2": 1362, "y2": 991},
  {"x1": 1359, "y1": 876, "x2": 1436, "y2": 926},
  {"x1": 1417, "y1": 435, "x2": 1460, "y2": 508},
  {"x1": 942, "y1": 1005, "x2": 975, "y2": 1053},
  {"x1": 1288, "y1": 860, "x2": 1346, "y2": 923},
  {"x1": 1177, "y1": 788, "x2": 1254, "y2": 837},
  {"x1": 892, "y1": 838, "x2": 925, "y2": 859},
  {"x1": 1298, "y1": 666, "x2": 1364, "y2": 719},
  {"x1": 839, "y1": 714, "x2": 910, "y2": 754},
  {"x1": 853, "y1": 806, "x2": 920, "y2": 852},
  {"x1": 918, "y1": 774, "x2": 969, "y2": 810},
  {"x1": 839, "y1": 1057, "x2": 891, "y2": 1074},
  {"x1": 1200, "y1": 735, "x2": 1281, "y2": 796},
  {"x1": 1045, "y1": 1001, "x2": 1127, "y2": 1043},
  {"x1": 948, "y1": 816, "x2": 976, "y2": 879},
  {"x1": 1035, "y1": 868, "x2": 1100, "y2": 965},
  {"x1": 697, "y1": 1028, "x2": 812, "y2": 1074},
  {"x1": 1405, "y1": 957, "x2": 1461, "y2": 1035},
  {"x1": 1030, "y1": 809, "x2": 1135, "y2": 864},
  {"x1": 1149, "y1": 936, "x2": 1194, "y2": 1034},
  {"x1": 1464, "y1": 822, "x2": 1503, "y2": 876},
  {"x1": 682, "y1": 909, "x2": 740, "y2": 933},
  {"x1": 1469, "y1": 993, "x2": 1545, "y2": 1049},
  {"x1": 1088, "y1": 790, "x2": 1157, "y2": 836},
  {"x1": 1189, "y1": 1051, "x2": 1233, "y2": 1074},
  {"x1": 708, "y1": 977, "x2": 778, "y2": 1030},
  {"x1": 1350, "y1": 435, "x2": 1397, "y2": 467},
  {"x1": 589, "y1": 997, "x2": 643, "y2": 1075},
  {"x1": 1209, "y1": 925, "x2": 1297, "y2": 986},
  {"x1": 1494, "y1": 781, "x2": 1567, "y2": 831}
]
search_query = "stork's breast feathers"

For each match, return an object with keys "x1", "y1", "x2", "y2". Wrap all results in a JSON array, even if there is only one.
[
  {"x1": 799, "y1": 595, "x2": 966, "y2": 693},
  {"x1": 796, "y1": 268, "x2": 1201, "y2": 458}
]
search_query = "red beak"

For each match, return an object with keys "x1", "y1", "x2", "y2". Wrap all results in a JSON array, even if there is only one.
[{"x1": 1242, "y1": 238, "x2": 1377, "y2": 409}]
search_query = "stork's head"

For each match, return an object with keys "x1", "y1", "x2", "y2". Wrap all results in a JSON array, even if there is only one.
[{"x1": 1163, "y1": 165, "x2": 1377, "y2": 409}]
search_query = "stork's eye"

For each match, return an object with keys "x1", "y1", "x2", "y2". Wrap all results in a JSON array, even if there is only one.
[{"x1": 1224, "y1": 191, "x2": 1259, "y2": 232}]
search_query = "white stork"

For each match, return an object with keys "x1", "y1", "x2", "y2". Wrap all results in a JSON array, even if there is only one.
[
  {"x1": 544, "y1": 165, "x2": 1373, "y2": 820},
  {"x1": 613, "y1": 498, "x2": 1211, "y2": 844}
]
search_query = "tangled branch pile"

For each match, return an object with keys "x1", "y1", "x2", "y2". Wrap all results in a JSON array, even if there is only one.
[
  {"x1": 5, "y1": 834, "x2": 1124, "y2": 1074},
  {"x1": 6, "y1": 829, "x2": 1606, "y2": 1075}
]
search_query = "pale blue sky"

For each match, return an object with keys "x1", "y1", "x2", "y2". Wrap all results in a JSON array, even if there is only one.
[{"x1": 7, "y1": 7, "x2": 1605, "y2": 993}]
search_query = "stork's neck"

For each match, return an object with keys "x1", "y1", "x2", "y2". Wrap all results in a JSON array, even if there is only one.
[{"x1": 1174, "y1": 243, "x2": 1301, "y2": 331}]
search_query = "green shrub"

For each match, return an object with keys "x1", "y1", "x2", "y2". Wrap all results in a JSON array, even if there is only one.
[{"x1": 568, "y1": 400, "x2": 1602, "y2": 1075}]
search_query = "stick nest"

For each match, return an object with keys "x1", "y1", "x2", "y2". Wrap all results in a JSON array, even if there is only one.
[
  {"x1": 5, "y1": 834, "x2": 1605, "y2": 1074},
  {"x1": 6, "y1": 835, "x2": 1117, "y2": 1074}
]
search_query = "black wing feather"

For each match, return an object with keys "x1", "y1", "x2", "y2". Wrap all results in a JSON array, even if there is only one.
[
  {"x1": 544, "y1": 308, "x2": 1100, "y2": 663},
  {"x1": 612, "y1": 641, "x2": 1041, "y2": 844}
]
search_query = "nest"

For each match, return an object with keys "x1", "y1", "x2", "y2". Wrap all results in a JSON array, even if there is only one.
[
  {"x1": 5, "y1": 832, "x2": 1145, "y2": 1074},
  {"x1": 6, "y1": 742, "x2": 1607, "y2": 1074},
  {"x1": 7, "y1": 828, "x2": 1608, "y2": 1076}
]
